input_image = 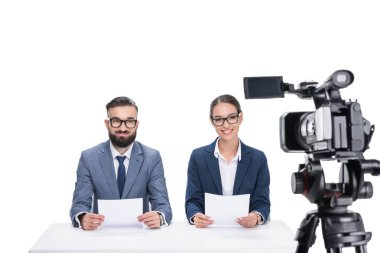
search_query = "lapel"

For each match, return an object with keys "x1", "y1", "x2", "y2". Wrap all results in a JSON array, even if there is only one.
[
  {"x1": 233, "y1": 142, "x2": 252, "y2": 194},
  {"x1": 121, "y1": 142, "x2": 143, "y2": 198},
  {"x1": 206, "y1": 140, "x2": 223, "y2": 195},
  {"x1": 99, "y1": 141, "x2": 120, "y2": 198}
]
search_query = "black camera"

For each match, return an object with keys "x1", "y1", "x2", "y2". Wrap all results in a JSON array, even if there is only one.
[
  {"x1": 244, "y1": 70, "x2": 380, "y2": 252},
  {"x1": 244, "y1": 70, "x2": 374, "y2": 160}
]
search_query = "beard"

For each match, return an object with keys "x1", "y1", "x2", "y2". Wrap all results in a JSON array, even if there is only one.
[{"x1": 109, "y1": 130, "x2": 137, "y2": 148}]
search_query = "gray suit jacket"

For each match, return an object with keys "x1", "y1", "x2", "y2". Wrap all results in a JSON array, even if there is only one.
[{"x1": 70, "y1": 140, "x2": 172, "y2": 226}]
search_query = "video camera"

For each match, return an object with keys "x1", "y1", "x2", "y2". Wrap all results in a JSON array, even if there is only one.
[{"x1": 244, "y1": 70, "x2": 380, "y2": 252}]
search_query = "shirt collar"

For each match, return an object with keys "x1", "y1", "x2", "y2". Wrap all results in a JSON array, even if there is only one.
[
  {"x1": 214, "y1": 138, "x2": 242, "y2": 161},
  {"x1": 110, "y1": 141, "x2": 134, "y2": 160}
]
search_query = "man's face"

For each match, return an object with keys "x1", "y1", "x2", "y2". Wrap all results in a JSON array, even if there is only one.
[{"x1": 104, "y1": 105, "x2": 139, "y2": 148}]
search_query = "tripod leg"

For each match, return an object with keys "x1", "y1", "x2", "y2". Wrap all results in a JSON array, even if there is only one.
[
  {"x1": 325, "y1": 241, "x2": 368, "y2": 253},
  {"x1": 355, "y1": 245, "x2": 367, "y2": 253},
  {"x1": 295, "y1": 212, "x2": 319, "y2": 253},
  {"x1": 326, "y1": 248, "x2": 342, "y2": 253}
]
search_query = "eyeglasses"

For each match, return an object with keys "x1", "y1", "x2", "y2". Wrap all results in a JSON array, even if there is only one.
[
  {"x1": 108, "y1": 117, "x2": 137, "y2": 128},
  {"x1": 210, "y1": 113, "x2": 240, "y2": 126}
]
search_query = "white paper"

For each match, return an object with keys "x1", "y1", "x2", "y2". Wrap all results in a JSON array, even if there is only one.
[
  {"x1": 205, "y1": 193, "x2": 250, "y2": 227},
  {"x1": 98, "y1": 198, "x2": 143, "y2": 228}
]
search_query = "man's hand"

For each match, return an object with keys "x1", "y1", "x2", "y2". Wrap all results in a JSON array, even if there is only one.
[
  {"x1": 79, "y1": 213, "x2": 105, "y2": 230},
  {"x1": 137, "y1": 211, "x2": 161, "y2": 229},
  {"x1": 236, "y1": 212, "x2": 260, "y2": 228},
  {"x1": 193, "y1": 213, "x2": 214, "y2": 228}
]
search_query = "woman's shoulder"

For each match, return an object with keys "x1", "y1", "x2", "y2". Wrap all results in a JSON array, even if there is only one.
[
  {"x1": 241, "y1": 141, "x2": 266, "y2": 157},
  {"x1": 191, "y1": 140, "x2": 217, "y2": 155},
  {"x1": 192, "y1": 143, "x2": 212, "y2": 153}
]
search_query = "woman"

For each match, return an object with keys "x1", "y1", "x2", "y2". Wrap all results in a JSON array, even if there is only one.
[{"x1": 185, "y1": 94, "x2": 270, "y2": 228}]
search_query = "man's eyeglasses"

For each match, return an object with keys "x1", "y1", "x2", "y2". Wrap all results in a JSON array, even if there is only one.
[
  {"x1": 108, "y1": 117, "x2": 137, "y2": 128},
  {"x1": 210, "y1": 113, "x2": 240, "y2": 126}
]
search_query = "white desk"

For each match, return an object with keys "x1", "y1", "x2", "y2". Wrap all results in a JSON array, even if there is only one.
[{"x1": 29, "y1": 220, "x2": 297, "y2": 253}]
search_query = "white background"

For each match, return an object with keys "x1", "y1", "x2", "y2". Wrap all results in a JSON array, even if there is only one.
[{"x1": 1, "y1": 1, "x2": 380, "y2": 252}]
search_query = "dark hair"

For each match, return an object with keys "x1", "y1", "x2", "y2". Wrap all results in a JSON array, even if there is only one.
[
  {"x1": 106, "y1": 96, "x2": 138, "y2": 112},
  {"x1": 209, "y1": 94, "x2": 242, "y2": 117}
]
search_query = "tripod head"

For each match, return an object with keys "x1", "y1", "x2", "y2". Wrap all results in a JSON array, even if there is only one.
[{"x1": 291, "y1": 158, "x2": 380, "y2": 209}]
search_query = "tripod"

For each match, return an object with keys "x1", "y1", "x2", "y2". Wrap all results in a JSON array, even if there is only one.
[{"x1": 292, "y1": 158, "x2": 380, "y2": 253}]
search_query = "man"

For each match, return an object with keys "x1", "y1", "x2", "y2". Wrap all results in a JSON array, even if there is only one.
[{"x1": 70, "y1": 96, "x2": 172, "y2": 230}]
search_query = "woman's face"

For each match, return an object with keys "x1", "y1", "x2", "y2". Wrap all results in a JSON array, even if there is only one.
[{"x1": 210, "y1": 102, "x2": 243, "y2": 142}]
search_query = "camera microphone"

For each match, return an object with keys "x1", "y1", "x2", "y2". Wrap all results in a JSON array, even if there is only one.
[{"x1": 318, "y1": 69, "x2": 354, "y2": 91}]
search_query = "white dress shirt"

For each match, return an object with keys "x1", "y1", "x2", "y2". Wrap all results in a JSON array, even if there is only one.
[
  {"x1": 214, "y1": 138, "x2": 241, "y2": 196},
  {"x1": 110, "y1": 142, "x2": 133, "y2": 177}
]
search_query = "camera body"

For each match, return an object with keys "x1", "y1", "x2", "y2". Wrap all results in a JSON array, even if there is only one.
[
  {"x1": 244, "y1": 70, "x2": 374, "y2": 160},
  {"x1": 280, "y1": 102, "x2": 372, "y2": 157}
]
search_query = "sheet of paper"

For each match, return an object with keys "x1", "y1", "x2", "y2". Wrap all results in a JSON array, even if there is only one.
[
  {"x1": 205, "y1": 193, "x2": 250, "y2": 227},
  {"x1": 98, "y1": 198, "x2": 143, "y2": 229}
]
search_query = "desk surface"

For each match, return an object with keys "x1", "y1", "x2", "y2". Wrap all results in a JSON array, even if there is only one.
[{"x1": 29, "y1": 220, "x2": 297, "y2": 253}]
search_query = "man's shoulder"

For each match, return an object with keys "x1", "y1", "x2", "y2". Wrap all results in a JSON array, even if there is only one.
[
  {"x1": 82, "y1": 141, "x2": 109, "y2": 155},
  {"x1": 133, "y1": 141, "x2": 160, "y2": 156}
]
